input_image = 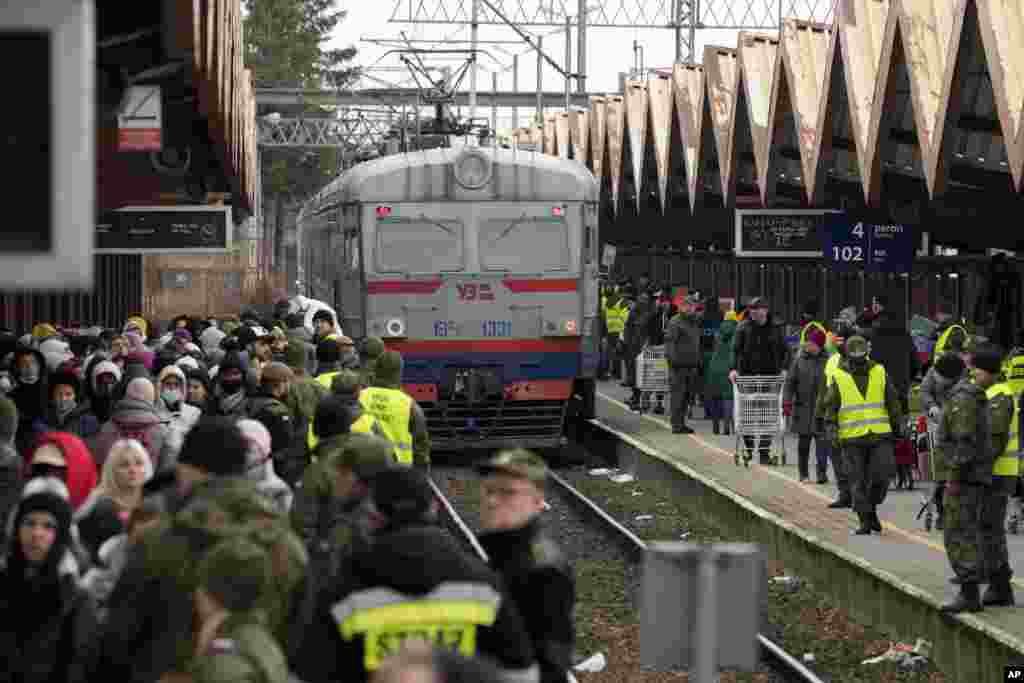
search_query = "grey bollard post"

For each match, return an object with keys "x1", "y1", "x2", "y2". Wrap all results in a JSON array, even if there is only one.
[{"x1": 640, "y1": 542, "x2": 762, "y2": 681}]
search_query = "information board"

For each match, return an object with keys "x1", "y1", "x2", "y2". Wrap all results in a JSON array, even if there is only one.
[
  {"x1": 825, "y1": 213, "x2": 915, "y2": 273},
  {"x1": 96, "y1": 206, "x2": 232, "y2": 254},
  {"x1": 734, "y1": 210, "x2": 840, "y2": 258}
]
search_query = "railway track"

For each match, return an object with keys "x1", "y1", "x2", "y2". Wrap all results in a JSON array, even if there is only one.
[{"x1": 427, "y1": 464, "x2": 826, "y2": 683}]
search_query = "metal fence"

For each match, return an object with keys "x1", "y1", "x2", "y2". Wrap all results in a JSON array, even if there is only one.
[
  {"x1": 0, "y1": 255, "x2": 143, "y2": 332},
  {"x1": 607, "y1": 247, "x2": 1008, "y2": 325}
]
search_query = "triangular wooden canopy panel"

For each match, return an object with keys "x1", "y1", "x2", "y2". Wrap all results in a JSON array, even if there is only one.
[{"x1": 533, "y1": 0, "x2": 1022, "y2": 212}]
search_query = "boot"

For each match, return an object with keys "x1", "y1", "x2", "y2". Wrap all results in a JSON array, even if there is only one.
[
  {"x1": 869, "y1": 508, "x2": 883, "y2": 533},
  {"x1": 712, "y1": 420, "x2": 720, "y2": 435},
  {"x1": 941, "y1": 583, "x2": 983, "y2": 613},
  {"x1": 853, "y1": 511, "x2": 873, "y2": 535},
  {"x1": 723, "y1": 421, "x2": 732, "y2": 436},
  {"x1": 816, "y1": 465, "x2": 829, "y2": 485},
  {"x1": 935, "y1": 497, "x2": 945, "y2": 531},
  {"x1": 828, "y1": 494, "x2": 852, "y2": 509},
  {"x1": 981, "y1": 574, "x2": 1016, "y2": 607}
]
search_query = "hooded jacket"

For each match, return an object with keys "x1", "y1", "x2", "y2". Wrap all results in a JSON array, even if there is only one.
[
  {"x1": 295, "y1": 523, "x2": 538, "y2": 683},
  {"x1": 45, "y1": 370, "x2": 100, "y2": 439},
  {"x1": 731, "y1": 314, "x2": 788, "y2": 376},
  {"x1": 156, "y1": 365, "x2": 202, "y2": 459},
  {"x1": 0, "y1": 496, "x2": 99, "y2": 683},
  {"x1": 705, "y1": 319, "x2": 737, "y2": 400},
  {"x1": 783, "y1": 349, "x2": 830, "y2": 435},
  {"x1": 92, "y1": 396, "x2": 173, "y2": 475},
  {"x1": 27, "y1": 432, "x2": 98, "y2": 511},
  {"x1": 10, "y1": 347, "x2": 50, "y2": 455}
]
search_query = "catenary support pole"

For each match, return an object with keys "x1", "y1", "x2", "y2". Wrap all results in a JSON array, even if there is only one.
[
  {"x1": 577, "y1": 0, "x2": 587, "y2": 93},
  {"x1": 565, "y1": 16, "x2": 571, "y2": 110},
  {"x1": 536, "y1": 35, "x2": 544, "y2": 124},
  {"x1": 512, "y1": 54, "x2": 519, "y2": 128},
  {"x1": 469, "y1": 0, "x2": 479, "y2": 129}
]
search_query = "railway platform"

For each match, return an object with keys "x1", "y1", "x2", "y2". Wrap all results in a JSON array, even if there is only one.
[{"x1": 592, "y1": 379, "x2": 1024, "y2": 681}]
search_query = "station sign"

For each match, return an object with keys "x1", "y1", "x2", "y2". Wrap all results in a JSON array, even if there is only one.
[
  {"x1": 734, "y1": 210, "x2": 840, "y2": 258},
  {"x1": 117, "y1": 85, "x2": 163, "y2": 151},
  {"x1": 96, "y1": 206, "x2": 232, "y2": 254},
  {"x1": 824, "y1": 213, "x2": 915, "y2": 273}
]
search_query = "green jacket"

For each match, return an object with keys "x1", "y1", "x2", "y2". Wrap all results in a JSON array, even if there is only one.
[
  {"x1": 705, "y1": 320, "x2": 737, "y2": 400},
  {"x1": 818, "y1": 357, "x2": 904, "y2": 445},
  {"x1": 191, "y1": 613, "x2": 289, "y2": 683},
  {"x1": 286, "y1": 375, "x2": 327, "y2": 423},
  {"x1": 372, "y1": 378, "x2": 432, "y2": 466},
  {"x1": 937, "y1": 378, "x2": 993, "y2": 485}
]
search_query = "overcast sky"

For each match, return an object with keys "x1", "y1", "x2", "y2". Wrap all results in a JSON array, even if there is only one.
[{"x1": 326, "y1": 0, "x2": 760, "y2": 129}]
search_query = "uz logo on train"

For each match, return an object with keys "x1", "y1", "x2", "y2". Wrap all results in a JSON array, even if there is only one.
[{"x1": 456, "y1": 283, "x2": 495, "y2": 302}]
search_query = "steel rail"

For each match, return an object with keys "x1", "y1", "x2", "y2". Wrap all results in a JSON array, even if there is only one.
[{"x1": 546, "y1": 471, "x2": 828, "y2": 683}]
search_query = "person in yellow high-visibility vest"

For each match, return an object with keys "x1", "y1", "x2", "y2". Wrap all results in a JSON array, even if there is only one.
[
  {"x1": 975, "y1": 345, "x2": 1018, "y2": 608},
  {"x1": 1002, "y1": 331, "x2": 1024, "y2": 397},
  {"x1": 307, "y1": 370, "x2": 388, "y2": 453},
  {"x1": 358, "y1": 351, "x2": 430, "y2": 466},
  {"x1": 819, "y1": 336, "x2": 904, "y2": 535},
  {"x1": 603, "y1": 291, "x2": 629, "y2": 380}
]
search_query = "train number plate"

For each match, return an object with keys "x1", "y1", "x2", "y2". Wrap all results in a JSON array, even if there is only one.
[
  {"x1": 433, "y1": 321, "x2": 459, "y2": 337},
  {"x1": 481, "y1": 320, "x2": 512, "y2": 337}
]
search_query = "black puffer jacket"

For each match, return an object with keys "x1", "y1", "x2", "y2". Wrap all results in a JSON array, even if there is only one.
[
  {"x1": 731, "y1": 315, "x2": 789, "y2": 376},
  {"x1": 295, "y1": 523, "x2": 538, "y2": 683}
]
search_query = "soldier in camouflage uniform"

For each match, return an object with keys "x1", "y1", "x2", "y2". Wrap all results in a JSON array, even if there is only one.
[
  {"x1": 291, "y1": 395, "x2": 394, "y2": 584},
  {"x1": 191, "y1": 537, "x2": 289, "y2": 683},
  {"x1": 819, "y1": 336, "x2": 903, "y2": 535},
  {"x1": 360, "y1": 336, "x2": 386, "y2": 387},
  {"x1": 972, "y1": 344, "x2": 1017, "y2": 608},
  {"x1": 938, "y1": 346, "x2": 995, "y2": 613},
  {"x1": 94, "y1": 419, "x2": 261, "y2": 681}
]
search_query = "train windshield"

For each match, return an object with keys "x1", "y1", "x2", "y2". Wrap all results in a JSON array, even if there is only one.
[
  {"x1": 376, "y1": 217, "x2": 464, "y2": 273},
  {"x1": 479, "y1": 217, "x2": 568, "y2": 271}
]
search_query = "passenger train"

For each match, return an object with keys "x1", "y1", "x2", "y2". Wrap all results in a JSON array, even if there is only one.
[{"x1": 296, "y1": 145, "x2": 601, "y2": 453}]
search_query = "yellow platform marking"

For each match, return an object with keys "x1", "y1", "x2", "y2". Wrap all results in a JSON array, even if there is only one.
[{"x1": 597, "y1": 391, "x2": 1024, "y2": 589}]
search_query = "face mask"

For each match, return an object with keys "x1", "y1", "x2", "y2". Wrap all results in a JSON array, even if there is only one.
[
  {"x1": 162, "y1": 389, "x2": 182, "y2": 407},
  {"x1": 54, "y1": 398, "x2": 76, "y2": 416},
  {"x1": 18, "y1": 360, "x2": 39, "y2": 384},
  {"x1": 221, "y1": 379, "x2": 243, "y2": 395}
]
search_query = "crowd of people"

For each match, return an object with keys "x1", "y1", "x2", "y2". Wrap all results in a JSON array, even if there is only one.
[
  {"x1": 602, "y1": 277, "x2": 1023, "y2": 614},
  {"x1": 0, "y1": 310, "x2": 576, "y2": 683}
]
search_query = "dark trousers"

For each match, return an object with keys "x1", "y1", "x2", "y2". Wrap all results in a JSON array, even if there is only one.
[
  {"x1": 797, "y1": 435, "x2": 830, "y2": 479},
  {"x1": 670, "y1": 367, "x2": 697, "y2": 430},
  {"x1": 831, "y1": 446, "x2": 850, "y2": 499},
  {"x1": 844, "y1": 440, "x2": 894, "y2": 514},
  {"x1": 980, "y1": 491, "x2": 1012, "y2": 581},
  {"x1": 706, "y1": 398, "x2": 734, "y2": 423},
  {"x1": 624, "y1": 355, "x2": 636, "y2": 387},
  {"x1": 598, "y1": 337, "x2": 610, "y2": 378}
]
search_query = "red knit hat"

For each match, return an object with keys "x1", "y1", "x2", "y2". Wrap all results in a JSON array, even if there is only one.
[{"x1": 806, "y1": 327, "x2": 827, "y2": 349}]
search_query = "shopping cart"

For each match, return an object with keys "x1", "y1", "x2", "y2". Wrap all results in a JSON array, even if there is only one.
[
  {"x1": 635, "y1": 345, "x2": 669, "y2": 415},
  {"x1": 732, "y1": 375, "x2": 786, "y2": 467}
]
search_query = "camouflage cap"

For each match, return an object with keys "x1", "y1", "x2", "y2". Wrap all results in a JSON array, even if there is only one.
[
  {"x1": 846, "y1": 335, "x2": 868, "y2": 357},
  {"x1": 329, "y1": 432, "x2": 396, "y2": 477},
  {"x1": 475, "y1": 448, "x2": 548, "y2": 483}
]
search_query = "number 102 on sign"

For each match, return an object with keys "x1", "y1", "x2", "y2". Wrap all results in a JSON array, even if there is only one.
[{"x1": 832, "y1": 245, "x2": 863, "y2": 262}]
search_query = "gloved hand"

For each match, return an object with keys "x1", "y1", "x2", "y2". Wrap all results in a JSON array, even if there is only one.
[
  {"x1": 928, "y1": 406, "x2": 941, "y2": 421},
  {"x1": 782, "y1": 402, "x2": 793, "y2": 418}
]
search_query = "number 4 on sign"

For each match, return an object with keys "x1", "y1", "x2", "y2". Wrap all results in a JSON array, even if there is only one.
[{"x1": 852, "y1": 222, "x2": 864, "y2": 239}]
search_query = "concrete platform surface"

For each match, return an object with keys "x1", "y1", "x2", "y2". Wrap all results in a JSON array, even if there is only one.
[{"x1": 595, "y1": 380, "x2": 1024, "y2": 639}]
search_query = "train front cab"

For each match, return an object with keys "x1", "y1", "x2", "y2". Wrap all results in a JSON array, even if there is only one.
[{"x1": 339, "y1": 148, "x2": 600, "y2": 453}]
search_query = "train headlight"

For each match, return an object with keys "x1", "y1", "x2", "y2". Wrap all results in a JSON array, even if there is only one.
[
  {"x1": 384, "y1": 318, "x2": 406, "y2": 337},
  {"x1": 564, "y1": 319, "x2": 578, "y2": 334}
]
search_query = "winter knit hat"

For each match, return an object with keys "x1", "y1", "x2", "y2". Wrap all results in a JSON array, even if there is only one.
[
  {"x1": 198, "y1": 536, "x2": 272, "y2": 613},
  {"x1": 363, "y1": 336, "x2": 385, "y2": 360},
  {"x1": 371, "y1": 466, "x2": 435, "y2": 523},
  {"x1": 935, "y1": 353, "x2": 966, "y2": 380},
  {"x1": 374, "y1": 351, "x2": 403, "y2": 386},
  {"x1": 125, "y1": 377, "x2": 156, "y2": 403},
  {"x1": 805, "y1": 327, "x2": 827, "y2": 349},
  {"x1": 971, "y1": 344, "x2": 1004, "y2": 375},
  {"x1": 314, "y1": 395, "x2": 361, "y2": 439},
  {"x1": 0, "y1": 397, "x2": 18, "y2": 441},
  {"x1": 15, "y1": 491, "x2": 72, "y2": 545},
  {"x1": 177, "y1": 417, "x2": 249, "y2": 476},
  {"x1": 91, "y1": 360, "x2": 123, "y2": 388},
  {"x1": 237, "y1": 419, "x2": 272, "y2": 462}
]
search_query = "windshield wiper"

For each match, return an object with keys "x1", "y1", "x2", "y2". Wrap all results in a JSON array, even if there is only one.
[
  {"x1": 418, "y1": 214, "x2": 456, "y2": 237},
  {"x1": 490, "y1": 213, "x2": 529, "y2": 245}
]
